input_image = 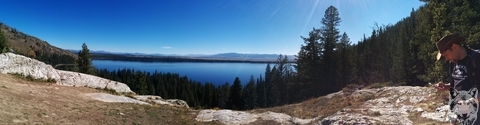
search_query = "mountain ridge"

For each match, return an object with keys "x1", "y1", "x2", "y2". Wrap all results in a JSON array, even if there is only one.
[
  {"x1": 0, "y1": 22, "x2": 77, "y2": 67},
  {"x1": 68, "y1": 49, "x2": 296, "y2": 59}
]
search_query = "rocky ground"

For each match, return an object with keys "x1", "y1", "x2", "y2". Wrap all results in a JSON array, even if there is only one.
[
  {"x1": 0, "y1": 52, "x2": 455, "y2": 125},
  {"x1": 195, "y1": 86, "x2": 452, "y2": 125}
]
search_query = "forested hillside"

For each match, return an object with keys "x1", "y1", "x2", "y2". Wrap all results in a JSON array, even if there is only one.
[
  {"x1": 0, "y1": 22, "x2": 76, "y2": 68},
  {"x1": 292, "y1": 0, "x2": 480, "y2": 102}
]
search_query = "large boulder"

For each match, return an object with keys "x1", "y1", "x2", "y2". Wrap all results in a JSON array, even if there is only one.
[
  {"x1": 0, "y1": 52, "x2": 133, "y2": 93},
  {"x1": 57, "y1": 70, "x2": 133, "y2": 93},
  {"x1": 0, "y1": 52, "x2": 60, "y2": 80},
  {"x1": 196, "y1": 110, "x2": 317, "y2": 125}
]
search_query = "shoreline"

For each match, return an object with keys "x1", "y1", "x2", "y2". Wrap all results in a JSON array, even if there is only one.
[{"x1": 92, "y1": 53, "x2": 296, "y2": 63}]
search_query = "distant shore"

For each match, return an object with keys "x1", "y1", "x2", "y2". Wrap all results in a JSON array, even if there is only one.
[{"x1": 91, "y1": 53, "x2": 295, "y2": 63}]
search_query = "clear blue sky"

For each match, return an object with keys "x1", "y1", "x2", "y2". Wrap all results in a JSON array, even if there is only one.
[{"x1": 0, "y1": 0, "x2": 425, "y2": 55}]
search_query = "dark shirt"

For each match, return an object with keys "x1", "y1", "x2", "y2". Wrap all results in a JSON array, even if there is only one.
[{"x1": 452, "y1": 49, "x2": 478, "y2": 91}]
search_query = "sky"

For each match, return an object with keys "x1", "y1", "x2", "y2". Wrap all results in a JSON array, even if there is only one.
[{"x1": 0, "y1": 0, "x2": 425, "y2": 55}]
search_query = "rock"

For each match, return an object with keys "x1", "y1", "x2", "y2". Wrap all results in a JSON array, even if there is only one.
[
  {"x1": 85, "y1": 93, "x2": 149, "y2": 105},
  {"x1": 166, "y1": 99, "x2": 189, "y2": 108},
  {"x1": 325, "y1": 91, "x2": 344, "y2": 98},
  {"x1": 421, "y1": 105, "x2": 451, "y2": 122},
  {"x1": 57, "y1": 70, "x2": 132, "y2": 93},
  {"x1": 260, "y1": 111, "x2": 318, "y2": 124},
  {"x1": 134, "y1": 95, "x2": 163, "y2": 100},
  {"x1": 416, "y1": 107, "x2": 424, "y2": 112},
  {"x1": 259, "y1": 111, "x2": 292, "y2": 124},
  {"x1": 0, "y1": 52, "x2": 60, "y2": 80},
  {"x1": 196, "y1": 86, "x2": 446, "y2": 125},
  {"x1": 196, "y1": 110, "x2": 257, "y2": 125},
  {"x1": 134, "y1": 95, "x2": 189, "y2": 108},
  {"x1": 317, "y1": 86, "x2": 436, "y2": 125},
  {"x1": 196, "y1": 110, "x2": 317, "y2": 125},
  {"x1": 0, "y1": 52, "x2": 133, "y2": 93}
]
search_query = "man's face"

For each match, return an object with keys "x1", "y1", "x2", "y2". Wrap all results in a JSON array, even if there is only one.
[{"x1": 441, "y1": 44, "x2": 458, "y2": 63}]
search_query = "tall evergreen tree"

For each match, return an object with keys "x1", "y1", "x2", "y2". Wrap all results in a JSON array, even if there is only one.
[
  {"x1": 296, "y1": 28, "x2": 322, "y2": 100},
  {"x1": 268, "y1": 66, "x2": 281, "y2": 107},
  {"x1": 274, "y1": 55, "x2": 292, "y2": 104},
  {"x1": 229, "y1": 77, "x2": 244, "y2": 110},
  {"x1": 336, "y1": 32, "x2": 354, "y2": 87},
  {"x1": 320, "y1": 5, "x2": 341, "y2": 93},
  {"x1": 256, "y1": 75, "x2": 267, "y2": 108},
  {"x1": 217, "y1": 82, "x2": 230, "y2": 109},
  {"x1": 244, "y1": 75, "x2": 257, "y2": 109},
  {"x1": 77, "y1": 43, "x2": 95, "y2": 74},
  {"x1": 264, "y1": 63, "x2": 272, "y2": 106}
]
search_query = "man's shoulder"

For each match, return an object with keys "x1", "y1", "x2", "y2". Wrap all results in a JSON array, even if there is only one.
[{"x1": 467, "y1": 49, "x2": 480, "y2": 58}]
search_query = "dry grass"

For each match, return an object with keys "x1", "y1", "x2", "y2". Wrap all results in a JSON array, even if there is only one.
[
  {"x1": 252, "y1": 90, "x2": 376, "y2": 119},
  {"x1": 0, "y1": 73, "x2": 220, "y2": 125}
]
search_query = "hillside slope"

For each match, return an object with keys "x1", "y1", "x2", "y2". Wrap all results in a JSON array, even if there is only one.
[
  {"x1": 0, "y1": 73, "x2": 219, "y2": 125},
  {"x1": 0, "y1": 22, "x2": 77, "y2": 65}
]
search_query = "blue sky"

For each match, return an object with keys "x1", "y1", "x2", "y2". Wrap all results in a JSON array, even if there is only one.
[{"x1": 0, "y1": 0, "x2": 425, "y2": 55}]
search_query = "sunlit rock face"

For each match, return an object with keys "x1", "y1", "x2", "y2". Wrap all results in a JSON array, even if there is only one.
[
  {"x1": 196, "y1": 86, "x2": 451, "y2": 125},
  {"x1": 0, "y1": 52, "x2": 133, "y2": 93}
]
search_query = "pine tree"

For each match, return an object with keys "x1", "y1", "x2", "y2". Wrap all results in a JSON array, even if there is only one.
[
  {"x1": 336, "y1": 32, "x2": 353, "y2": 87},
  {"x1": 217, "y1": 82, "x2": 230, "y2": 109},
  {"x1": 229, "y1": 77, "x2": 244, "y2": 110},
  {"x1": 264, "y1": 63, "x2": 272, "y2": 106},
  {"x1": 268, "y1": 66, "x2": 280, "y2": 107},
  {"x1": 320, "y1": 5, "x2": 341, "y2": 93},
  {"x1": 296, "y1": 28, "x2": 322, "y2": 100},
  {"x1": 274, "y1": 54, "x2": 292, "y2": 104},
  {"x1": 243, "y1": 75, "x2": 257, "y2": 109},
  {"x1": 77, "y1": 43, "x2": 95, "y2": 74},
  {"x1": 256, "y1": 75, "x2": 267, "y2": 108}
]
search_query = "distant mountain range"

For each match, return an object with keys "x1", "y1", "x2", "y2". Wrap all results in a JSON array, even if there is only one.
[{"x1": 68, "y1": 50, "x2": 296, "y2": 61}]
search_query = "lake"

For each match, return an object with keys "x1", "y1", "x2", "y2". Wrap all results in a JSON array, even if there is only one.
[{"x1": 93, "y1": 60, "x2": 269, "y2": 85}]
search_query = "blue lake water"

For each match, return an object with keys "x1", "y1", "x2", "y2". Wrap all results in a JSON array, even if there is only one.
[{"x1": 93, "y1": 60, "x2": 268, "y2": 85}]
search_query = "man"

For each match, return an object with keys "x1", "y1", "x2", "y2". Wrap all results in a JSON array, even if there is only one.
[{"x1": 435, "y1": 34, "x2": 480, "y2": 125}]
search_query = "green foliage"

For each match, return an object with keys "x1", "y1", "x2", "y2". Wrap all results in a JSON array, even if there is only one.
[
  {"x1": 78, "y1": 43, "x2": 95, "y2": 75},
  {"x1": 229, "y1": 77, "x2": 244, "y2": 110},
  {"x1": 34, "y1": 50, "x2": 76, "y2": 70},
  {"x1": 217, "y1": 82, "x2": 230, "y2": 109},
  {"x1": 295, "y1": 28, "x2": 322, "y2": 101},
  {"x1": 243, "y1": 75, "x2": 257, "y2": 109},
  {"x1": 256, "y1": 75, "x2": 267, "y2": 108},
  {"x1": 0, "y1": 26, "x2": 8, "y2": 53}
]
